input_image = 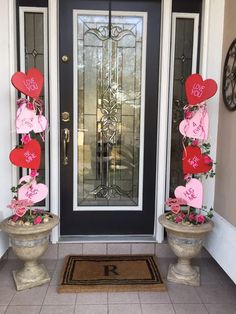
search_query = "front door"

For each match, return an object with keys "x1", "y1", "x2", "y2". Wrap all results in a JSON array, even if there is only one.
[{"x1": 59, "y1": 0, "x2": 161, "y2": 236}]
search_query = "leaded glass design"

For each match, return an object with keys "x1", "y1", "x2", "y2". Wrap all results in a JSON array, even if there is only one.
[
  {"x1": 75, "y1": 13, "x2": 145, "y2": 207},
  {"x1": 24, "y1": 13, "x2": 44, "y2": 73},
  {"x1": 169, "y1": 18, "x2": 194, "y2": 196}
]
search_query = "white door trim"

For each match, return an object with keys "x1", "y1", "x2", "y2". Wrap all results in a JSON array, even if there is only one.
[
  {"x1": 155, "y1": 0, "x2": 172, "y2": 242},
  {"x1": 48, "y1": 0, "x2": 60, "y2": 243}
]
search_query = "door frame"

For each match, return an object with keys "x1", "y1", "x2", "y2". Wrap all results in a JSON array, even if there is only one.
[
  {"x1": 6, "y1": 0, "x2": 224, "y2": 244},
  {"x1": 48, "y1": 0, "x2": 223, "y2": 242}
]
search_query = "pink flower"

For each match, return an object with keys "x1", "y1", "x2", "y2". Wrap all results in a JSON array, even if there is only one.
[
  {"x1": 11, "y1": 215, "x2": 20, "y2": 222},
  {"x1": 175, "y1": 215, "x2": 183, "y2": 223},
  {"x1": 33, "y1": 216, "x2": 42, "y2": 225},
  {"x1": 15, "y1": 207, "x2": 27, "y2": 217},
  {"x1": 204, "y1": 155, "x2": 213, "y2": 165},
  {"x1": 196, "y1": 214, "x2": 205, "y2": 224},
  {"x1": 192, "y1": 139, "x2": 199, "y2": 146},
  {"x1": 30, "y1": 169, "x2": 39, "y2": 178},
  {"x1": 27, "y1": 102, "x2": 34, "y2": 110},
  {"x1": 189, "y1": 213, "x2": 195, "y2": 222},
  {"x1": 21, "y1": 134, "x2": 31, "y2": 144},
  {"x1": 184, "y1": 110, "x2": 193, "y2": 119},
  {"x1": 171, "y1": 204, "x2": 181, "y2": 214},
  {"x1": 184, "y1": 173, "x2": 191, "y2": 181}
]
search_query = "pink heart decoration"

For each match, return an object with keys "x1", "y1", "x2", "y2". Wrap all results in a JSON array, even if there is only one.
[
  {"x1": 179, "y1": 108, "x2": 208, "y2": 140},
  {"x1": 16, "y1": 103, "x2": 36, "y2": 134},
  {"x1": 18, "y1": 181, "x2": 48, "y2": 204},
  {"x1": 11, "y1": 68, "x2": 44, "y2": 99},
  {"x1": 33, "y1": 115, "x2": 48, "y2": 133},
  {"x1": 185, "y1": 74, "x2": 217, "y2": 105},
  {"x1": 16, "y1": 103, "x2": 47, "y2": 134},
  {"x1": 174, "y1": 178, "x2": 203, "y2": 208}
]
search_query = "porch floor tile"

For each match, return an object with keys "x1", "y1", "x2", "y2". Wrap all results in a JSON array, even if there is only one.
[{"x1": 0, "y1": 250, "x2": 235, "y2": 314}]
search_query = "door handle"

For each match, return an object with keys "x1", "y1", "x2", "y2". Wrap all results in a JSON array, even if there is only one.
[{"x1": 62, "y1": 128, "x2": 70, "y2": 165}]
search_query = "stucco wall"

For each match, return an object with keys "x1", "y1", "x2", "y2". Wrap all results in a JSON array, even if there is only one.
[{"x1": 215, "y1": 0, "x2": 236, "y2": 226}]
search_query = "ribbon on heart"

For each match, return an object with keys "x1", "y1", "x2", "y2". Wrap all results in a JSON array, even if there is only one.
[
  {"x1": 11, "y1": 68, "x2": 44, "y2": 99},
  {"x1": 185, "y1": 74, "x2": 217, "y2": 105},
  {"x1": 9, "y1": 139, "x2": 41, "y2": 169},
  {"x1": 182, "y1": 146, "x2": 213, "y2": 174},
  {"x1": 179, "y1": 106, "x2": 208, "y2": 140},
  {"x1": 174, "y1": 178, "x2": 203, "y2": 208},
  {"x1": 16, "y1": 102, "x2": 47, "y2": 134},
  {"x1": 18, "y1": 181, "x2": 48, "y2": 204}
]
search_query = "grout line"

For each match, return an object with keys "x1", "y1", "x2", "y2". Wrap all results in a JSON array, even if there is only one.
[
  {"x1": 39, "y1": 284, "x2": 50, "y2": 312},
  {"x1": 4, "y1": 285, "x2": 17, "y2": 310},
  {"x1": 137, "y1": 291, "x2": 144, "y2": 314},
  {"x1": 73, "y1": 292, "x2": 78, "y2": 314},
  {"x1": 202, "y1": 302, "x2": 211, "y2": 314}
]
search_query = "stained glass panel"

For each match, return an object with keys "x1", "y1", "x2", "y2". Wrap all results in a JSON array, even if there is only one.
[{"x1": 75, "y1": 12, "x2": 145, "y2": 208}]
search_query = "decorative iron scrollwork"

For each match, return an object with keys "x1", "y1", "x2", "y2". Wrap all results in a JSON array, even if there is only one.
[{"x1": 222, "y1": 38, "x2": 236, "y2": 111}]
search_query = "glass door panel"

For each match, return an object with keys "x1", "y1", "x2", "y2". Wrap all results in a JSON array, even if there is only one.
[{"x1": 74, "y1": 11, "x2": 147, "y2": 210}]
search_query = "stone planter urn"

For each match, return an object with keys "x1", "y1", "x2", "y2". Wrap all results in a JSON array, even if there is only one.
[
  {"x1": 0, "y1": 213, "x2": 59, "y2": 290},
  {"x1": 158, "y1": 213, "x2": 214, "y2": 286}
]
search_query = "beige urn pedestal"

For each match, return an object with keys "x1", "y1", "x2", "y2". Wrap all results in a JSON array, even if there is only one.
[
  {"x1": 159, "y1": 214, "x2": 214, "y2": 286},
  {"x1": 0, "y1": 214, "x2": 59, "y2": 290}
]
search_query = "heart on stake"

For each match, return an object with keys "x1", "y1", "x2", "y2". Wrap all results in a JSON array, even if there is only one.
[
  {"x1": 9, "y1": 139, "x2": 41, "y2": 169},
  {"x1": 174, "y1": 178, "x2": 203, "y2": 208},
  {"x1": 179, "y1": 108, "x2": 209, "y2": 140},
  {"x1": 33, "y1": 115, "x2": 48, "y2": 133},
  {"x1": 16, "y1": 102, "x2": 36, "y2": 134},
  {"x1": 11, "y1": 68, "x2": 44, "y2": 99},
  {"x1": 185, "y1": 74, "x2": 217, "y2": 105},
  {"x1": 182, "y1": 146, "x2": 213, "y2": 174},
  {"x1": 18, "y1": 181, "x2": 48, "y2": 204}
]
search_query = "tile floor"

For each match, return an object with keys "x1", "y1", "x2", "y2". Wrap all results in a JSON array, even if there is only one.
[{"x1": 0, "y1": 245, "x2": 236, "y2": 314}]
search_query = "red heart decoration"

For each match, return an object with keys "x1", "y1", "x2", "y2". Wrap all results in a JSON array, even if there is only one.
[
  {"x1": 182, "y1": 146, "x2": 212, "y2": 174},
  {"x1": 185, "y1": 74, "x2": 217, "y2": 105},
  {"x1": 11, "y1": 68, "x2": 44, "y2": 99},
  {"x1": 9, "y1": 139, "x2": 41, "y2": 169}
]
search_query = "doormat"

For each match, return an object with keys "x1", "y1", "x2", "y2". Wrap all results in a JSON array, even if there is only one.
[{"x1": 58, "y1": 255, "x2": 166, "y2": 293}]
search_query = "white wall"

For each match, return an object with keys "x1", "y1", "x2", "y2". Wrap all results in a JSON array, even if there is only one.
[
  {"x1": 0, "y1": 0, "x2": 15, "y2": 257},
  {"x1": 200, "y1": 0, "x2": 236, "y2": 284}
]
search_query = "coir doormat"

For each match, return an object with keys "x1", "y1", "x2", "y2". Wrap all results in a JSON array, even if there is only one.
[{"x1": 58, "y1": 255, "x2": 165, "y2": 293}]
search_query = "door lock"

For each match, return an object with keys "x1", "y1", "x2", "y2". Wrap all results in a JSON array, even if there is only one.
[
  {"x1": 61, "y1": 111, "x2": 70, "y2": 122},
  {"x1": 61, "y1": 55, "x2": 69, "y2": 63}
]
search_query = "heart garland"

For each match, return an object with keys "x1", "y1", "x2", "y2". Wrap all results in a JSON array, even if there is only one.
[
  {"x1": 9, "y1": 139, "x2": 41, "y2": 170},
  {"x1": 9, "y1": 67, "x2": 49, "y2": 209},
  {"x1": 182, "y1": 146, "x2": 213, "y2": 174},
  {"x1": 11, "y1": 68, "x2": 43, "y2": 99},
  {"x1": 185, "y1": 74, "x2": 217, "y2": 105}
]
